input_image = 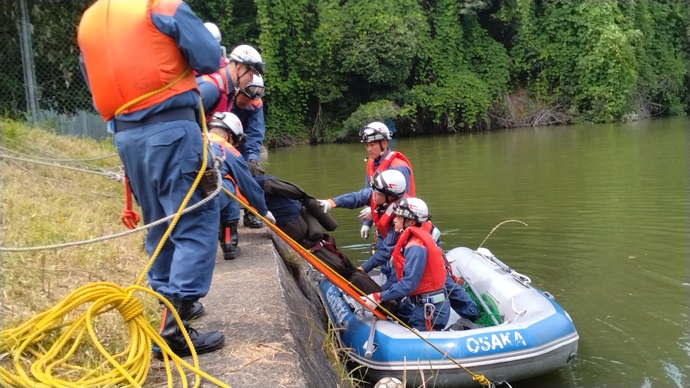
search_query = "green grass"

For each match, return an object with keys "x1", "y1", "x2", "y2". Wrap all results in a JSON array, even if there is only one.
[{"x1": 0, "y1": 120, "x2": 161, "y2": 383}]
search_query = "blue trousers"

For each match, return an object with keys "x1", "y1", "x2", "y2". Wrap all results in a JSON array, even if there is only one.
[
  {"x1": 397, "y1": 298, "x2": 450, "y2": 331},
  {"x1": 219, "y1": 181, "x2": 241, "y2": 222},
  {"x1": 114, "y1": 119, "x2": 219, "y2": 301},
  {"x1": 446, "y1": 274, "x2": 479, "y2": 320}
]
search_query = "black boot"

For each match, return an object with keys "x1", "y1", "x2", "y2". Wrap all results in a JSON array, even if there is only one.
[
  {"x1": 219, "y1": 221, "x2": 241, "y2": 260},
  {"x1": 161, "y1": 300, "x2": 205, "y2": 321},
  {"x1": 243, "y1": 210, "x2": 264, "y2": 229},
  {"x1": 183, "y1": 301, "x2": 205, "y2": 321},
  {"x1": 153, "y1": 299, "x2": 225, "y2": 359}
]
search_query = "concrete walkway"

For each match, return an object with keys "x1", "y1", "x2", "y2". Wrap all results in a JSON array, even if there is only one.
[{"x1": 148, "y1": 224, "x2": 340, "y2": 388}]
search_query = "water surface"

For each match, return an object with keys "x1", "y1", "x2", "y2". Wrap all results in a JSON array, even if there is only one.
[{"x1": 265, "y1": 117, "x2": 688, "y2": 388}]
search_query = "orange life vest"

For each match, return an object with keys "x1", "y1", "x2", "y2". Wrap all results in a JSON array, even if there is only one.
[
  {"x1": 77, "y1": 0, "x2": 198, "y2": 121},
  {"x1": 391, "y1": 224, "x2": 446, "y2": 296},
  {"x1": 365, "y1": 151, "x2": 416, "y2": 196}
]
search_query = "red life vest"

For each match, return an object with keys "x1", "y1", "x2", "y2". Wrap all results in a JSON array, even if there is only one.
[
  {"x1": 201, "y1": 72, "x2": 264, "y2": 122},
  {"x1": 391, "y1": 225, "x2": 446, "y2": 296},
  {"x1": 369, "y1": 193, "x2": 409, "y2": 239},
  {"x1": 365, "y1": 151, "x2": 416, "y2": 196},
  {"x1": 77, "y1": 0, "x2": 198, "y2": 121}
]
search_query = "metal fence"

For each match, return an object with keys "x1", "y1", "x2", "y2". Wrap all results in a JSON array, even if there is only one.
[{"x1": 1, "y1": 0, "x2": 108, "y2": 141}]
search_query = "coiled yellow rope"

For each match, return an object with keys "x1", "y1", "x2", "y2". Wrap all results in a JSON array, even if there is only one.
[{"x1": 0, "y1": 99, "x2": 229, "y2": 388}]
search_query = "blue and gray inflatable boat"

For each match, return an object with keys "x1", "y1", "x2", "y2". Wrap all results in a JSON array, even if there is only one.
[{"x1": 317, "y1": 247, "x2": 579, "y2": 387}]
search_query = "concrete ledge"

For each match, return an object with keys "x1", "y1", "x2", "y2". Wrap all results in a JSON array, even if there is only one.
[{"x1": 148, "y1": 224, "x2": 339, "y2": 388}]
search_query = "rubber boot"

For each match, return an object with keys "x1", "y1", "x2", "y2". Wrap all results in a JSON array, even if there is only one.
[
  {"x1": 153, "y1": 299, "x2": 224, "y2": 359},
  {"x1": 243, "y1": 209, "x2": 264, "y2": 229},
  {"x1": 219, "y1": 221, "x2": 241, "y2": 260}
]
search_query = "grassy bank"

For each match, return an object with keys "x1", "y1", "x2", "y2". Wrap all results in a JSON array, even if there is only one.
[{"x1": 0, "y1": 120, "x2": 162, "y2": 379}]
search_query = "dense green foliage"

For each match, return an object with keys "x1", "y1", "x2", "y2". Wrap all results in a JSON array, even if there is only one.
[{"x1": 1, "y1": 0, "x2": 688, "y2": 144}]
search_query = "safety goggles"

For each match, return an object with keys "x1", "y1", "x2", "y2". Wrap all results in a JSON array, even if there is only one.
[
  {"x1": 392, "y1": 203, "x2": 416, "y2": 220},
  {"x1": 241, "y1": 74, "x2": 266, "y2": 100},
  {"x1": 359, "y1": 126, "x2": 386, "y2": 143}
]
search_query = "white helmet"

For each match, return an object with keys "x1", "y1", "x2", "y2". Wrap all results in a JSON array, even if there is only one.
[
  {"x1": 209, "y1": 112, "x2": 246, "y2": 145},
  {"x1": 204, "y1": 23, "x2": 222, "y2": 43},
  {"x1": 240, "y1": 73, "x2": 266, "y2": 100},
  {"x1": 359, "y1": 121, "x2": 391, "y2": 143},
  {"x1": 229, "y1": 44, "x2": 265, "y2": 75},
  {"x1": 370, "y1": 170, "x2": 406, "y2": 198},
  {"x1": 393, "y1": 197, "x2": 429, "y2": 223}
]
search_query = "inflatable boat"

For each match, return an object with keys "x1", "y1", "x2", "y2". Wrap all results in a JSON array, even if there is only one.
[{"x1": 317, "y1": 247, "x2": 579, "y2": 387}]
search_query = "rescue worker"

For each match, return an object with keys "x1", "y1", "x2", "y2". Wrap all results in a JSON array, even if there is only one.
[
  {"x1": 317, "y1": 170, "x2": 407, "y2": 282},
  {"x1": 207, "y1": 112, "x2": 276, "y2": 259},
  {"x1": 321, "y1": 121, "x2": 416, "y2": 240},
  {"x1": 361, "y1": 197, "x2": 449, "y2": 331},
  {"x1": 324, "y1": 171, "x2": 479, "y2": 321},
  {"x1": 197, "y1": 44, "x2": 267, "y2": 229},
  {"x1": 78, "y1": 0, "x2": 224, "y2": 357}
]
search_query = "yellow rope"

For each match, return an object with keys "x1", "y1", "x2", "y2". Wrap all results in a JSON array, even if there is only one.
[
  {"x1": 222, "y1": 189, "x2": 493, "y2": 387},
  {"x1": 114, "y1": 66, "x2": 191, "y2": 116},
  {"x1": 0, "y1": 100, "x2": 229, "y2": 388}
]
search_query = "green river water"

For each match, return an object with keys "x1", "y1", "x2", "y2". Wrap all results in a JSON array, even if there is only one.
[{"x1": 263, "y1": 117, "x2": 688, "y2": 388}]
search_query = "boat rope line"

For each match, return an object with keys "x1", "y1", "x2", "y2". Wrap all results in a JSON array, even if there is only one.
[
  {"x1": 0, "y1": 144, "x2": 120, "y2": 162},
  {"x1": 0, "y1": 179, "x2": 221, "y2": 252},
  {"x1": 226, "y1": 189, "x2": 504, "y2": 388},
  {"x1": 0, "y1": 152, "x2": 124, "y2": 183},
  {"x1": 0, "y1": 101, "x2": 230, "y2": 388},
  {"x1": 477, "y1": 219, "x2": 528, "y2": 249}
]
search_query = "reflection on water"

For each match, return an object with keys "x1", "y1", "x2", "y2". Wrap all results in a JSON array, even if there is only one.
[{"x1": 265, "y1": 117, "x2": 688, "y2": 388}]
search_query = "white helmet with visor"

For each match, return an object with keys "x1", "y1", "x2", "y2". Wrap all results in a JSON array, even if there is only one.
[
  {"x1": 393, "y1": 197, "x2": 429, "y2": 223},
  {"x1": 229, "y1": 44, "x2": 266, "y2": 75},
  {"x1": 359, "y1": 121, "x2": 391, "y2": 143},
  {"x1": 241, "y1": 73, "x2": 266, "y2": 100}
]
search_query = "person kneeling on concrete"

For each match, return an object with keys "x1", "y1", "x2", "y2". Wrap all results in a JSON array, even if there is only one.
[{"x1": 207, "y1": 112, "x2": 275, "y2": 260}]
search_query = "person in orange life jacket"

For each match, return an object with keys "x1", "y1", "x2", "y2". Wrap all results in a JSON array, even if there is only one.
[
  {"x1": 197, "y1": 44, "x2": 267, "y2": 228},
  {"x1": 317, "y1": 170, "x2": 407, "y2": 281},
  {"x1": 326, "y1": 121, "x2": 416, "y2": 240},
  {"x1": 360, "y1": 197, "x2": 450, "y2": 331},
  {"x1": 370, "y1": 215, "x2": 480, "y2": 321},
  {"x1": 78, "y1": 0, "x2": 224, "y2": 358},
  {"x1": 206, "y1": 112, "x2": 276, "y2": 260}
]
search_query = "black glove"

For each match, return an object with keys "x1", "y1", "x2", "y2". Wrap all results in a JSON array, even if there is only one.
[{"x1": 247, "y1": 159, "x2": 265, "y2": 177}]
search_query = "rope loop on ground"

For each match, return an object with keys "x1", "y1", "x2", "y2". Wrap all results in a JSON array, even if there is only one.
[{"x1": 1, "y1": 101, "x2": 229, "y2": 387}]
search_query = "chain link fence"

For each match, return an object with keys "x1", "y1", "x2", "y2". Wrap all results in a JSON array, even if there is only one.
[{"x1": 1, "y1": 0, "x2": 108, "y2": 141}]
